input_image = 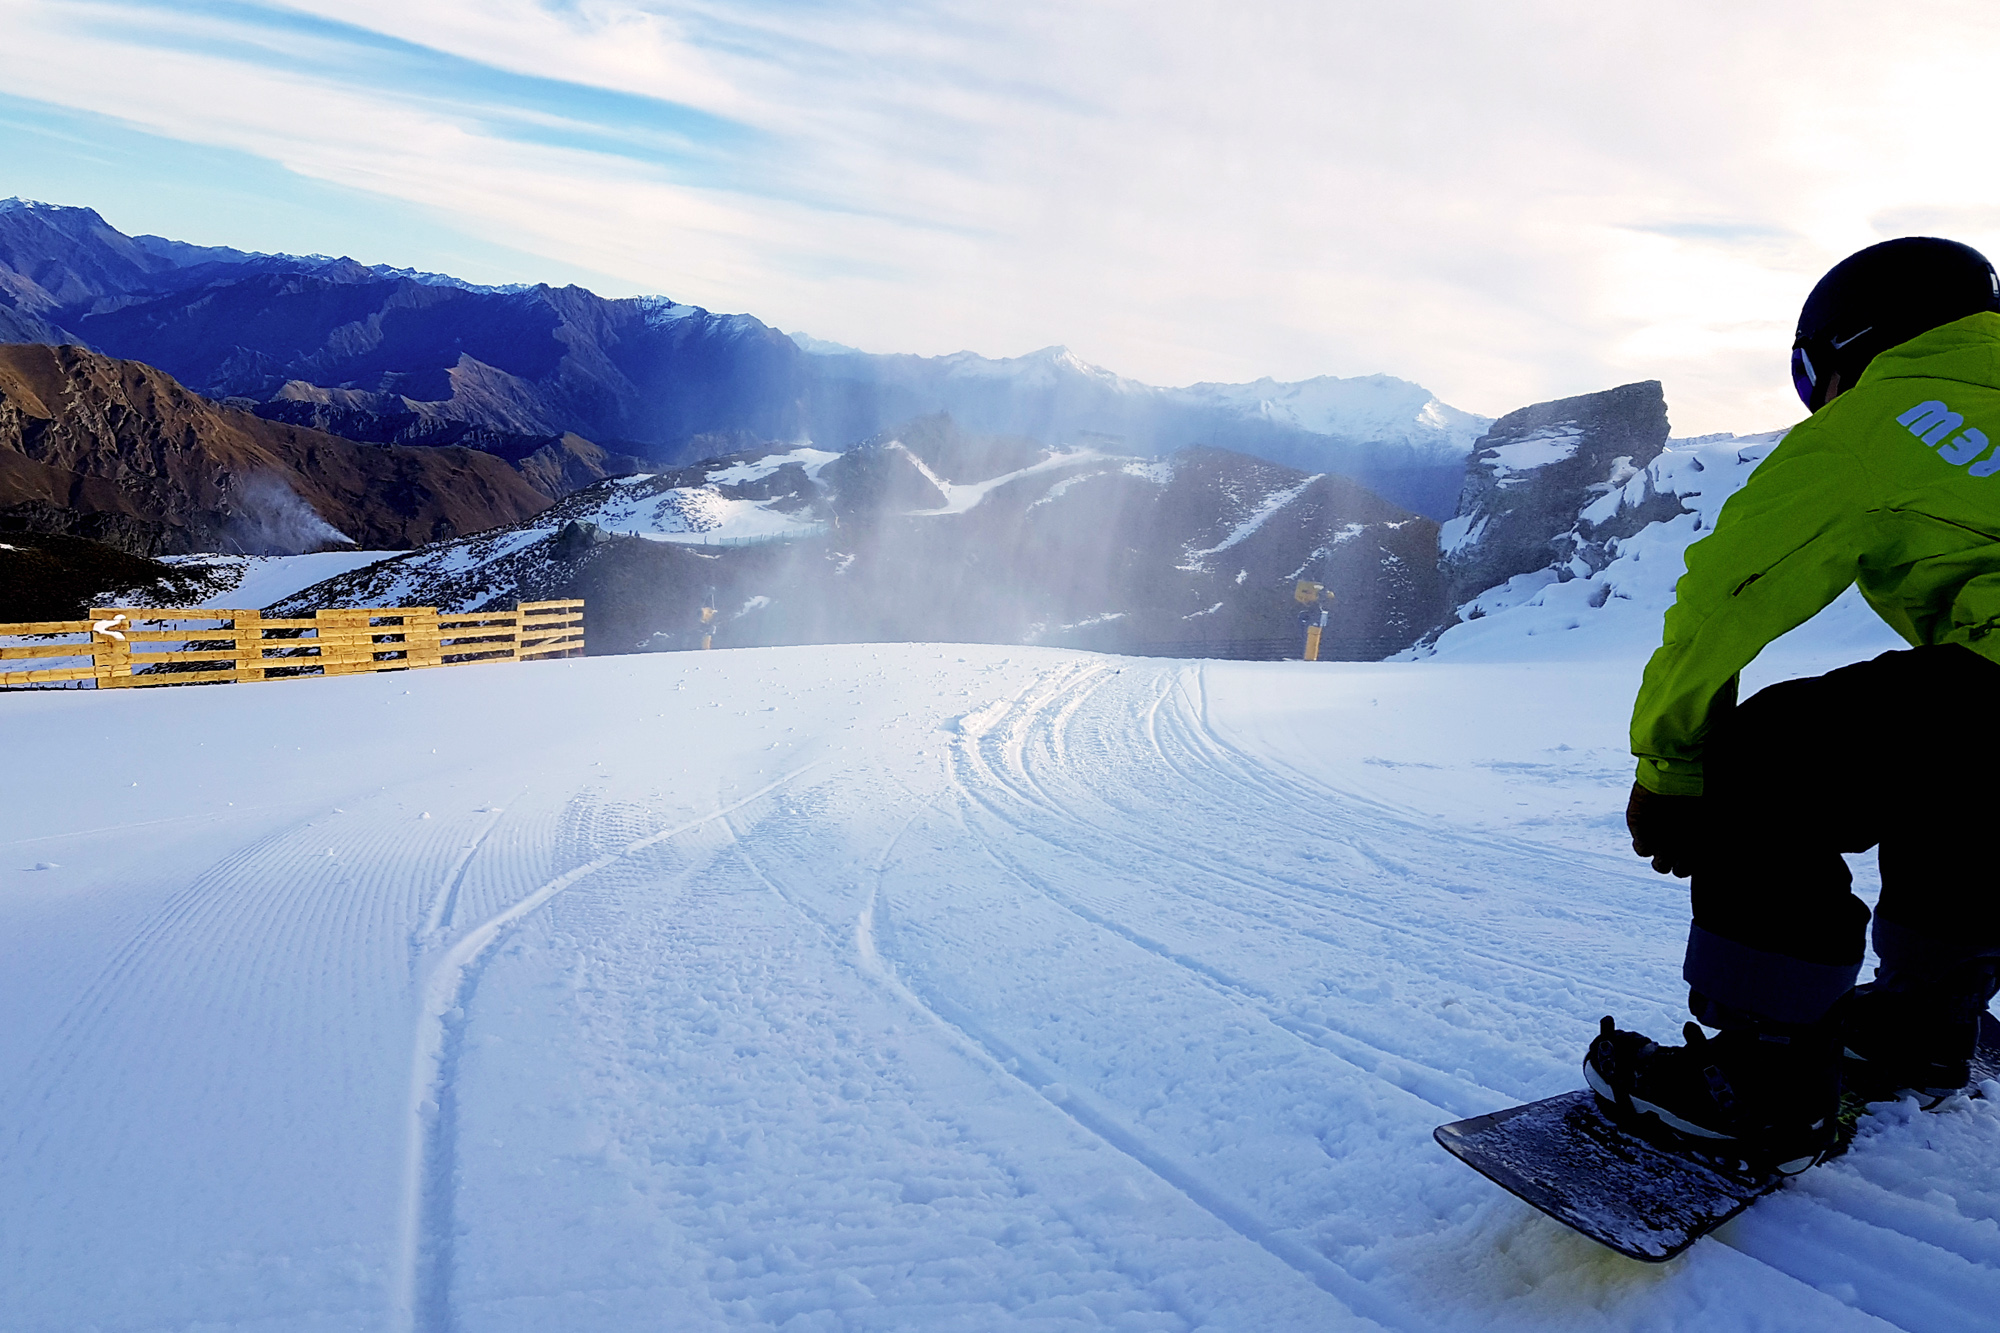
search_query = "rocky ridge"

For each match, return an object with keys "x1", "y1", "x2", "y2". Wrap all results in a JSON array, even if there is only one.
[{"x1": 0, "y1": 343, "x2": 550, "y2": 555}]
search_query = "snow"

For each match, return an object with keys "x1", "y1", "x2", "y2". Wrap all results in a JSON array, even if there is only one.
[
  {"x1": 634, "y1": 295, "x2": 702, "y2": 328},
  {"x1": 1122, "y1": 459, "x2": 1177, "y2": 484},
  {"x1": 911, "y1": 448, "x2": 1105, "y2": 515},
  {"x1": 704, "y1": 447, "x2": 842, "y2": 486},
  {"x1": 161, "y1": 550, "x2": 403, "y2": 610},
  {"x1": 1480, "y1": 427, "x2": 1581, "y2": 480},
  {"x1": 1179, "y1": 476, "x2": 1320, "y2": 570},
  {"x1": 4, "y1": 623, "x2": 1989, "y2": 1330},
  {"x1": 569, "y1": 481, "x2": 830, "y2": 544}
]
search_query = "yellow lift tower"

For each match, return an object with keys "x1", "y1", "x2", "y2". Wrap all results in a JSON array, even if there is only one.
[
  {"x1": 700, "y1": 587, "x2": 719, "y2": 650},
  {"x1": 1295, "y1": 580, "x2": 1333, "y2": 661}
]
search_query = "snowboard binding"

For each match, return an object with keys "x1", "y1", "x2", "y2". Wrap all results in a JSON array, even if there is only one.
[{"x1": 1584, "y1": 1016, "x2": 1838, "y2": 1178}]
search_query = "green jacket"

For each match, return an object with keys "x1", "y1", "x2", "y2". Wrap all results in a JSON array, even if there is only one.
[{"x1": 1632, "y1": 311, "x2": 2000, "y2": 795}]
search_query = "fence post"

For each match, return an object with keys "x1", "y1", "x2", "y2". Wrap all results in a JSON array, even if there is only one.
[
  {"x1": 233, "y1": 612, "x2": 265, "y2": 682},
  {"x1": 514, "y1": 600, "x2": 585, "y2": 659},
  {"x1": 315, "y1": 608, "x2": 358, "y2": 676},
  {"x1": 88, "y1": 609, "x2": 132, "y2": 688},
  {"x1": 403, "y1": 608, "x2": 442, "y2": 670}
]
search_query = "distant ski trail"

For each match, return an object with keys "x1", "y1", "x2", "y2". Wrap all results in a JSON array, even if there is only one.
[{"x1": 389, "y1": 764, "x2": 819, "y2": 1333}]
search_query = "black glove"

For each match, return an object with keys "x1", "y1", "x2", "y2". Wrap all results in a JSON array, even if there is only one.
[{"x1": 1626, "y1": 782, "x2": 1705, "y2": 878}]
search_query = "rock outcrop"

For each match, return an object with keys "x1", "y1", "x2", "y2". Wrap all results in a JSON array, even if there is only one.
[{"x1": 1438, "y1": 381, "x2": 1671, "y2": 609}]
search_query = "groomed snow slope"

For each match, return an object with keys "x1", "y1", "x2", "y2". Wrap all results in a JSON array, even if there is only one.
[{"x1": 3, "y1": 643, "x2": 1993, "y2": 1331}]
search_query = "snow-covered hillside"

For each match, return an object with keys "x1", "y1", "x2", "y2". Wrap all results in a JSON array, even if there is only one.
[
  {"x1": 1421, "y1": 430, "x2": 1909, "y2": 672},
  {"x1": 155, "y1": 549, "x2": 404, "y2": 608},
  {"x1": 4, "y1": 636, "x2": 1987, "y2": 1331}
]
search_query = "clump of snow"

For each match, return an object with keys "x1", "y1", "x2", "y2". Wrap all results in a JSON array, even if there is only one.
[
  {"x1": 1482, "y1": 426, "x2": 1582, "y2": 481},
  {"x1": 704, "y1": 447, "x2": 841, "y2": 486}
]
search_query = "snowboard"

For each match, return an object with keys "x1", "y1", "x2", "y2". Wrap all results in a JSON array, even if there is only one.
[{"x1": 1433, "y1": 1011, "x2": 2000, "y2": 1262}]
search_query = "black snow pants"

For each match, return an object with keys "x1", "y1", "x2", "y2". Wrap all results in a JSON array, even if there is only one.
[{"x1": 1684, "y1": 643, "x2": 2000, "y2": 1029}]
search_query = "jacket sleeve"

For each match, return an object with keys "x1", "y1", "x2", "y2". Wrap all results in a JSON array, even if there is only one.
[{"x1": 1630, "y1": 429, "x2": 1869, "y2": 795}]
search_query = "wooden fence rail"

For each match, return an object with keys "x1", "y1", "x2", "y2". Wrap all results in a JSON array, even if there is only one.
[{"x1": 0, "y1": 600, "x2": 584, "y2": 690}]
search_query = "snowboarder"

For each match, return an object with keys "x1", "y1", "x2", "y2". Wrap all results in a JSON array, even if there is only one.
[{"x1": 1585, "y1": 237, "x2": 2000, "y2": 1173}]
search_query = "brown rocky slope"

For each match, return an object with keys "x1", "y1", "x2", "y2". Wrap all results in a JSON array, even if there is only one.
[{"x1": 0, "y1": 343, "x2": 551, "y2": 555}]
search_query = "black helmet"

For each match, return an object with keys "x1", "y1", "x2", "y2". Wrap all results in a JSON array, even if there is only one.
[{"x1": 1791, "y1": 237, "x2": 2000, "y2": 410}]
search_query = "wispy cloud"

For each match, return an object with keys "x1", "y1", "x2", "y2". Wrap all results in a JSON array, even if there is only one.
[{"x1": 8, "y1": 0, "x2": 2000, "y2": 432}]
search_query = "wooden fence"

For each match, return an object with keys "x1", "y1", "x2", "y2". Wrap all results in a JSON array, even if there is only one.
[{"x1": 0, "y1": 600, "x2": 584, "y2": 690}]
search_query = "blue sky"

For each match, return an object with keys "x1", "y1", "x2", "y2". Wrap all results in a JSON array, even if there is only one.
[{"x1": 7, "y1": 0, "x2": 2000, "y2": 433}]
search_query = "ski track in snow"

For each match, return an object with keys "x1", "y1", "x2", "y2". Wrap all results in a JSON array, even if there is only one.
[
  {"x1": 2, "y1": 644, "x2": 1996, "y2": 1331},
  {"x1": 394, "y1": 768, "x2": 822, "y2": 1333}
]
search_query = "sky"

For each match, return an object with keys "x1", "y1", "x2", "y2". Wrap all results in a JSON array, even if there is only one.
[{"x1": 6, "y1": 0, "x2": 2000, "y2": 434}]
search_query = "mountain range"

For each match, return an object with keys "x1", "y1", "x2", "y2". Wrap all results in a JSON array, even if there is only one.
[{"x1": 0, "y1": 198, "x2": 1486, "y2": 517}]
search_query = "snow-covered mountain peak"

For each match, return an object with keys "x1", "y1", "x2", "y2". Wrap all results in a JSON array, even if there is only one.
[
  {"x1": 787, "y1": 331, "x2": 866, "y2": 356},
  {"x1": 631, "y1": 294, "x2": 705, "y2": 327},
  {"x1": 1172, "y1": 372, "x2": 1491, "y2": 455},
  {"x1": 915, "y1": 344, "x2": 1146, "y2": 394}
]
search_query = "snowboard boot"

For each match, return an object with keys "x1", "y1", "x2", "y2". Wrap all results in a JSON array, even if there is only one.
[
  {"x1": 1584, "y1": 1016, "x2": 1841, "y2": 1174},
  {"x1": 1839, "y1": 971, "x2": 1998, "y2": 1105}
]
